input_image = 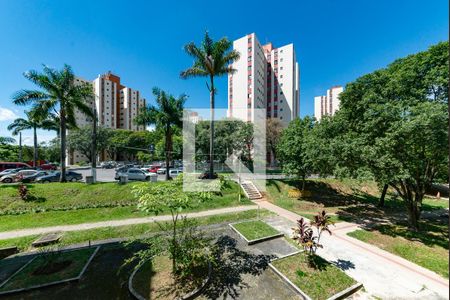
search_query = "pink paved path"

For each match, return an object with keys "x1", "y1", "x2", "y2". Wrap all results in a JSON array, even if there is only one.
[{"x1": 255, "y1": 199, "x2": 449, "y2": 299}]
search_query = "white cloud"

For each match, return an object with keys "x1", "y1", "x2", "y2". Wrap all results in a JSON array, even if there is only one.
[{"x1": 0, "y1": 107, "x2": 19, "y2": 121}]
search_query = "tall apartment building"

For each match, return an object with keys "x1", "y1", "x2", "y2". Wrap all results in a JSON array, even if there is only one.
[
  {"x1": 68, "y1": 72, "x2": 146, "y2": 164},
  {"x1": 227, "y1": 33, "x2": 300, "y2": 127},
  {"x1": 314, "y1": 86, "x2": 343, "y2": 121}
]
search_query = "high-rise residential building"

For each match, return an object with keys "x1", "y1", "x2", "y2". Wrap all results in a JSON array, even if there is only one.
[
  {"x1": 68, "y1": 72, "x2": 146, "y2": 164},
  {"x1": 314, "y1": 86, "x2": 343, "y2": 121},
  {"x1": 227, "y1": 33, "x2": 300, "y2": 127}
]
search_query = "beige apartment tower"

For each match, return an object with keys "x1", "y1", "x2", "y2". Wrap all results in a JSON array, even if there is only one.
[
  {"x1": 314, "y1": 86, "x2": 343, "y2": 121},
  {"x1": 227, "y1": 33, "x2": 300, "y2": 127},
  {"x1": 68, "y1": 72, "x2": 146, "y2": 164}
]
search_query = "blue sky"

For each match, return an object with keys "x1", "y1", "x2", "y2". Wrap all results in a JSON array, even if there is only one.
[{"x1": 0, "y1": 0, "x2": 448, "y2": 145}]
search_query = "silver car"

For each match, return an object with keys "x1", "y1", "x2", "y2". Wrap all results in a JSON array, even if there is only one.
[
  {"x1": 115, "y1": 168, "x2": 156, "y2": 181},
  {"x1": 0, "y1": 169, "x2": 38, "y2": 183}
]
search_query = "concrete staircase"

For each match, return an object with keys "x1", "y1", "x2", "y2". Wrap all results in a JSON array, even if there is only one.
[{"x1": 240, "y1": 181, "x2": 263, "y2": 200}]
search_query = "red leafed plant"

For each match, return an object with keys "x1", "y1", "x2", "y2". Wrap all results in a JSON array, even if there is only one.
[
  {"x1": 292, "y1": 210, "x2": 334, "y2": 255},
  {"x1": 18, "y1": 183, "x2": 29, "y2": 201}
]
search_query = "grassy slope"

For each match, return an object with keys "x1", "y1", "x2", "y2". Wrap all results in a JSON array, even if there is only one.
[
  {"x1": 272, "y1": 252, "x2": 356, "y2": 300},
  {"x1": 348, "y1": 223, "x2": 449, "y2": 278},
  {"x1": 0, "y1": 209, "x2": 272, "y2": 252},
  {"x1": 232, "y1": 220, "x2": 279, "y2": 240},
  {"x1": 0, "y1": 181, "x2": 252, "y2": 232},
  {"x1": 265, "y1": 179, "x2": 448, "y2": 222}
]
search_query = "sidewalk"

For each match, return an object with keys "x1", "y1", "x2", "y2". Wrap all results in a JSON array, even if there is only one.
[
  {"x1": 255, "y1": 199, "x2": 449, "y2": 300},
  {"x1": 0, "y1": 205, "x2": 258, "y2": 240}
]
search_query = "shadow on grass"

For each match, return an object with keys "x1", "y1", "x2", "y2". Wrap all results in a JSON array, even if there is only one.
[{"x1": 203, "y1": 235, "x2": 275, "y2": 299}]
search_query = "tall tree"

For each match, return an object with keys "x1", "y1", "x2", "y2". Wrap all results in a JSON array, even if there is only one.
[
  {"x1": 12, "y1": 64, "x2": 93, "y2": 181},
  {"x1": 7, "y1": 110, "x2": 55, "y2": 167},
  {"x1": 181, "y1": 32, "x2": 240, "y2": 179},
  {"x1": 266, "y1": 118, "x2": 283, "y2": 167},
  {"x1": 277, "y1": 117, "x2": 314, "y2": 190},
  {"x1": 67, "y1": 126, "x2": 113, "y2": 162},
  {"x1": 324, "y1": 42, "x2": 448, "y2": 230},
  {"x1": 135, "y1": 87, "x2": 186, "y2": 180}
]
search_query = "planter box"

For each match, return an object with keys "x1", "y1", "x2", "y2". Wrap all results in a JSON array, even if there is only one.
[
  {"x1": 269, "y1": 252, "x2": 363, "y2": 300},
  {"x1": 0, "y1": 247, "x2": 18, "y2": 260},
  {"x1": 229, "y1": 220, "x2": 284, "y2": 245}
]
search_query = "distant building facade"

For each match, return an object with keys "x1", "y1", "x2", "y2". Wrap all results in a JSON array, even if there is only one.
[
  {"x1": 314, "y1": 86, "x2": 343, "y2": 121},
  {"x1": 227, "y1": 33, "x2": 300, "y2": 127},
  {"x1": 68, "y1": 72, "x2": 146, "y2": 164}
]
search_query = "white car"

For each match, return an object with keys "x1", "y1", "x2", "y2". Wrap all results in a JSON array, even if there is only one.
[
  {"x1": 115, "y1": 168, "x2": 156, "y2": 181},
  {"x1": 169, "y1": 169, "x2": 183, "y2": 177},
  {"x1": 0, "y1": 169, "x2": 38, "y2": 183},
  {"x1": 157, "y1": 168, "x2": 167, "y2": 175}
]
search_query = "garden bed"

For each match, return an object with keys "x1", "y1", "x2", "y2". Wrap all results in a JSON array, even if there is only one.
[
  {"x1": 129, "y1": 255, "x2": 211, "y2": 300},
  {"x1": 229, "y1": 220, "x2": 283, "y2": 244},
  {"x1": 270, "y1": 252, "x2": 360, "y2": 300},
  {"x1": 0, "y1": 246, "x2": 99, "y2": 295}
]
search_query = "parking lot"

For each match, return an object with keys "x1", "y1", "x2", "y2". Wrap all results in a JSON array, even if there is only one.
[{"x1": 74, "y1": 167, "x2": 168, "y2": 182}]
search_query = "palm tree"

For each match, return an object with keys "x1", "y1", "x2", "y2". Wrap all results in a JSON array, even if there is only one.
[
  {"x1": 135, "y1": 87, "x2": 186, "y2": 181},
  {"x1": 0, "y1": 136, "x2": 15, "y2": 145},
  {"x1": 8, "y1": 110, "x2": 57, "y2": 167},
  {"x1": 11, "y1": 64, "x2": 93, "y2": 181},
  {"x1": 181, "y1": 32, "x2": 240, "y2": 179}
]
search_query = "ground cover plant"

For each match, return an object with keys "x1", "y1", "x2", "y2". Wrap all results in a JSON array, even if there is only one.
[{"x1": 232, "y1": 220, "x2": 280, "y2": 241}]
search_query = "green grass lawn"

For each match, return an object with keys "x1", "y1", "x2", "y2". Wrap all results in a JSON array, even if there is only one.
[
  {"x1": 232, "y1": 220, "x2": 280, "y2": 241},
  {"x1": 0, "y1": 181, "x2": 251, "y2": 232},
  {"x1": 265, "y1": 179, "x2": 449, "y2": 223},
  {"x1": 0, "y1": 247, "x2": 96, "y2": 292},
  {"x1": 348, "y1": 223, "x2": 449, "y2": 278},
  {"x1": 0, "y1": 209, "x2": 273, "y2": 252},
  {"x1": 271, "y1": 252, "x2": 356, "y2": 300}
]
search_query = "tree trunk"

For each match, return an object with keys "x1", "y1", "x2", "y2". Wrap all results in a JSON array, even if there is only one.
[
  {"x1": 301, "y1": 174, "x2": 306, "y2": 191},
  {"x1": 378, "y1": 184, "x2": 389, "y2": 207},
  {"x1": 209, "y1": 76, "x2": 215, "y2": 179},
  {"x1": 19, "y1": 132, "x2": 22, "y2": 162},
  {"x1": 60, "y1": 109, "x2": 67, "y2": 182},
  {"x1": 91, "y1": 108, "x2": 97, "y2": 183},
  {"x1": 33, "y1": 126, "x2": 38, "y2": 168},
  {"x1": 165, "y1": 127, "x2": 171, "y2": 181},
  {"x1": 406, "y1": 201, "x2": 420, "y2": 231}
]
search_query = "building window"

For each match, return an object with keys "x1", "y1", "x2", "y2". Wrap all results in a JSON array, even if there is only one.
[
  {"x1": 248, "y1": 56, "x2": 252, "y2": 61},
  {"x1": 248, "y1": 47, "x2": 252, "y2": 52},
  {"x1": 280, "y1": 66, "x2": 283, "y2": 70}
]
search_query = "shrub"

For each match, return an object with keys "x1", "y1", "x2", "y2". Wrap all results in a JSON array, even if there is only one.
[{"x1": 18, "y1": 183, "x2": 29, "y2": 201}]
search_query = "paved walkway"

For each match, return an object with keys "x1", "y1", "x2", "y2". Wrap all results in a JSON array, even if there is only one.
[
  {"x1": 255, "y1": 199, "x2": 449, "y2": 300},
  {"x1": 0, "y1": 205, "x2": 258, "y2": 240}
]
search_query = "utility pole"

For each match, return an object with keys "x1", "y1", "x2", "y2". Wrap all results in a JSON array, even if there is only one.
[{"x1": 91, "y1": 104, "x2": 97, "y2": 183}]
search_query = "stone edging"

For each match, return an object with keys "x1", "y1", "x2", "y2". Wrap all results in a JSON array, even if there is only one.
[
  {"x1": 269, "y1": 252, "x2": 363, "y2": 300},
  {"x1": 228, "y1": 220, "x2": 284, "y2": 245},
  {"x1": 128, "y1": 256, "x2": 212, "y2": 300},
  {"x1": 0, "y1": 246, "x2": 100, "y2": 296}
]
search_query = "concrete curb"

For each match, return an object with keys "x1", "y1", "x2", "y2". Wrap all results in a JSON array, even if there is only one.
[
  {"x1": 128, "y1": 256, "x2": 212, "y2": 300},
  {"x1": 228, "y1": 220, "x2": 284, "y2": 245},
  {"x1": 269, "y1": 252, "x2": 363, "y2": 300},
  {"x1": 0, "y1": 246, "x2": 100, "y2": 296}
]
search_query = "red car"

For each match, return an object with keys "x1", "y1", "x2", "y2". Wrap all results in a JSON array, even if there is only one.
[
  {"x1": 38, "y1": 164, "x2": 58, "y2": 170},
  {"x1": 0, "y1": 162, "x2": 31, "y2": 172},
  {"x1": 149, "y1": 166, "x2": 161, "y2": 173}
]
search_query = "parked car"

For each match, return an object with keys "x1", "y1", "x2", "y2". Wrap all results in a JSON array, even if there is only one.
[
  {"x1": 148, "y1": 166, "x2": 161, "y2": 173},
  {"x1": 100, "y1": 161, "x2": 116, "y2": 169},
  {"x1": 0, "y1": 168, "x2": 23, "y2": 177},
  {"x1": 21, "y1": 171, "x2": 49, "y2": 183},
  {"x1": 38, "y1": 163, "x2": 57, "y2": 170},
  {"x1": 115, "y1": 168, "x2": 156, "y2": 181},
  {"x1": 0, "y1": 162, "x2": 31, "y2": 172},
  {"x1": 0, "y1": 169, "x2": 39, "y2": 183},
  {"x1": 36, "y1": 171, "x2": 83, "y2": 183},
  {"x1": 156, "y1": 168, "x2": 167, "y2": 175},
  {"x1": 169, "y1": 169, "x2": 183, "y2": 177}
]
